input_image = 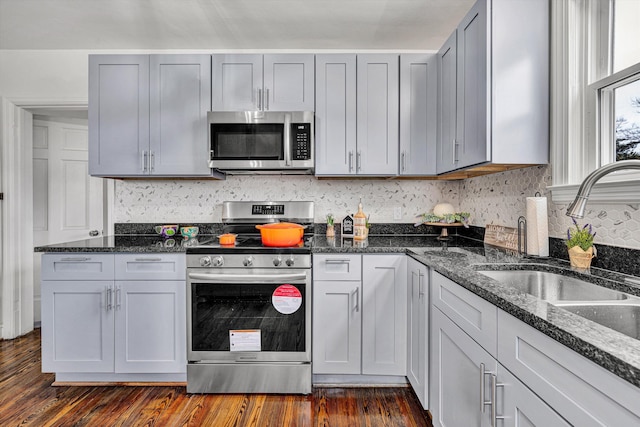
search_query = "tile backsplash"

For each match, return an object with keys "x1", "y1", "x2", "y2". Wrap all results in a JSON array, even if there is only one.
[
  {"x1": 113, "y1": 166, "x2": 640, "y2": 250},
  {"x1": 113, "y1": 176, "x2": 460, "y2": 225}
]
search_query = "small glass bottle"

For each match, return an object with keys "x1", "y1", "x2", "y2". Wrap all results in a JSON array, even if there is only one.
[{"x1": 354, "y1": 199, "x2": 367, "y2": 241}]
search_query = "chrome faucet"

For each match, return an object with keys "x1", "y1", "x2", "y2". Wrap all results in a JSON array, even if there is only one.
[{"x1": 566, "y1": 160, "x2": 640, "y2": 218}]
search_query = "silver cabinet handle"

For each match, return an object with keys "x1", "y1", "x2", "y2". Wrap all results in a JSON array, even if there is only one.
[
  {"x1": 106, "y1": 286, "x2": 113, "y2": 311},
  {"x1": 265, "y1": 88, "x2": 270, "y2": 110},
  {"x1": 150, "y1": 152, "x2": 155, "y2": 172},
  {"x1": 89, "y1": 230, "x2": 99, "y2": 237},
  {"x1": 257, "y1": 88, "x2": 262, "y2": 110},
  {"x1": 134, "y1": 257, "x2": 163, "y2": 262},
  {"x1": 453, "y1": 139, "x2": 459, "y2": 164},
  {"x1": 490, "y1": 374, "x2": 505, "y2": 427},
  {"x1": 356, "y1": 151, "x2": 362, "y2": 172},
  {"x1": 401, "y1": 151, "x2": 406, "y2": 172},
  {"x1": 324, "y1": 258, "x2": 352, "y2": 264},
  {"x1": 141, "y1": 151, "x2": 148, "y2": 172},
  {"x1": 351, "y1": 287, "x2": 360, "y2": 313},
  {"x1": 418, "y1": 270, "x2": 425, "y2": 298},
  {"x1": 60, "y1": 257, "x2": 91, "y2": 262},
  {"x1": 480, "y1": 363, "x2": 493, "y2": 412},
  {"x1": 348, "y1": 151, "x2": 354, "y2": 172},
  {"x1": 115, "y1": 286, "x2": 122, "y2": 310}
]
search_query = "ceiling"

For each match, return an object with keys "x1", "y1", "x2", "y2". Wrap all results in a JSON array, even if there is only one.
[{"x1": 0, "y1": 0, "x2": 475, "y2": 50}]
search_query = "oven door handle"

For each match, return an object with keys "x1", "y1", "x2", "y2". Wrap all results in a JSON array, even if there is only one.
[{"x1": 188, "y1": 272, "x2": 307, "y2": 283}]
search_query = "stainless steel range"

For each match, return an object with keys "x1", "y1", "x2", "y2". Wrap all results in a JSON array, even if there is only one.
[{"x1": 186, "y1": 201, "x2": 313, "y2": 394}]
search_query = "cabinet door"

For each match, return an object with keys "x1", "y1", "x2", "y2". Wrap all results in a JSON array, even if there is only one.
[
  {"x1": 436, "y1": 31, "x2": 458, "y2": 174},
  {"x1": 399, "y1": 54, "x2": 437, "y2": 176},
  {"x1": 150, "y1": 54, "x2": 212, "y2": 176},
  {"x1": 211, "y1": 54, "x2": 262, "y2": 111},
  {"x1": 456, "y1": 0, "x2": 489, "y2": 169},
  {"x1": 430, "y1": 306, "x2": 494, "y2": 427},
  {"x1": 263, "y1": 54, "x2": 315, "y2": 111},
  {"x1": 114, "y1": 281, "x2": 186, "y2": 373},
  {"x1": 89, "y1": 55, "x2": 149, "y2": 176},
  {"x1": 41, "y1": 281, "x2": 114, "y2": 373},
  {"x1": 356, "y1": 55, "x2": 399, "y2": 176},
  {"x1": 498, "y1": 365, "x2": 571, "y2": 427},
  {"x1": 315, "y1": 54, "x2": 357, "y2": 176},
  {"x1": 407, "y1": 258, "x2": 429, "y2": 409},
  {"x1": 312, "y1": 280, "x2": 362, "y2": 374},
  {"x1": 362, "y1": 254, "x2": 407, "y2": 375}
]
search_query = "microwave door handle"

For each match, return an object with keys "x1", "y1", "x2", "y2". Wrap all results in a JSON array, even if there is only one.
[{"x1": 284, "y1": 113, "x2": 292, "y2": 166}]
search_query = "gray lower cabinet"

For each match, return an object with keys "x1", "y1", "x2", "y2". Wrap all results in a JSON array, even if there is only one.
[
  {"x1": 89, "y1": 54, "x2": 212, "y2": 177},
  {"x1": 430, "y1": 306, "x2": 496, "y2": 427},
  {"x1": 430, "y1": 270, "x2": 640, "y2": 426},
  {"x1": 399, "y1": 54, "x2": 437, "y2": 176},
  {"x1": 41, "y1": 253, "x2": 186, "y2": 378},
  {"x1": 211, "y1": 54, "x2": 314, "y2": 112},
  {"x1": 315, "y1": 54, "x2": 399, "y2": 176},
  {"x1": 406, "y1": 258, "x2": 429, "y2": 409},
  {"x1": 436, "y1": 0, "x2": 549, "y2": 174},
  {"x1": 312, "y1": 254, "x2": 406, "y2": 377}
]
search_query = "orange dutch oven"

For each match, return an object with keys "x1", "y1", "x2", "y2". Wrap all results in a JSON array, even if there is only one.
[{"x1": 255, "y1": 222, "x2": 306, "y2": 247}]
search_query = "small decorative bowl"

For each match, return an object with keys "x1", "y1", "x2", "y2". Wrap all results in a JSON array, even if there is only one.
[
  {"x1": 155, "y1": 224, "x2": 178, "y2": 238},
  {"x1": 180, "y1": 226, "x2": 199, "y2": 239},
  {"x1": 218, "y1": 233, "x2": 237, "y2": 245}
]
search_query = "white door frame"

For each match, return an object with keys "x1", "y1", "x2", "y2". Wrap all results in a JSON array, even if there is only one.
[{"x1": 0, "y1": 97, "x2": 113, "y2": 339}]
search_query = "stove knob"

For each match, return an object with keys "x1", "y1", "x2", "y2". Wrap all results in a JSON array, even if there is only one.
[
  {"x1": 212, "y1": 256, "x2": 224, "y2": 267},
  {"x1": 243, "y1": 256, "x2": 254, "y2": 267},
  {"x1": 199, "y1": 256, "x2": 212, "y2": 267},
  {"x1": 273, "y1": 256, "x2": 283, "y2": 267},
  {"x1": 285, "y1": 256, "x2": 295, "y2": 267}
]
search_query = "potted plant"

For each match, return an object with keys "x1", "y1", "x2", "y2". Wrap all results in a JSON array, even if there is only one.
[
  {"x1": 565, "y1": 219, "x2": 596, "y2": 269},
  {"x1": 326, "y1": 213, "x2": 335, "y2": 237}
]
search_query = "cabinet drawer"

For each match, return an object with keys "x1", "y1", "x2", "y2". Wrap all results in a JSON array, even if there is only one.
[
  {"x1": 498, "y1": 310, "x2": 640, "y2": 426},
  {"x1": 41, "y1": 254, "x2": 115, "y2": 281},
  {"x1": 313, "y1": 254, "x2": 362, "y2": 281},
  {"x1": 115, "y1": 254, "x2": 186, "y2": 281},
  {"x1": 431, "y1": 271, "x2": 497, "y2": 357}
]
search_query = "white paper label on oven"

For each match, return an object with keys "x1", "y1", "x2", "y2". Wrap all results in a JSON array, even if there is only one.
[
  {"x1": 229, "y1": 329, "x2": 261, "y2": 352},
  {"x1": 272, "y1": 284, "x2": 302, "y2": 315}
]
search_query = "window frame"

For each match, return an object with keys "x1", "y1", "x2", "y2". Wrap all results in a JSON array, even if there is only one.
[{"x1": 549, "y1": 0, "x2": 640, "y2": 205}]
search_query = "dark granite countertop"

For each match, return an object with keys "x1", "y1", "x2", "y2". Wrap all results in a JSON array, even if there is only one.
[
  {"x1": 35, "y1": 232, "x2": 640, "y2": 388},
  {"x1": 33, "y1": 235, "x2": 210, "y2": 253}
]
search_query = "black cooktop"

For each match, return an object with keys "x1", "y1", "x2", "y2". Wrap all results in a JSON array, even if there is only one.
[{"x1": 185, "y1": 233, "x2": 313, "y2": 255}]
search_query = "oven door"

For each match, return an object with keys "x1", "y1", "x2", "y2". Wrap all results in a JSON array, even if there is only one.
[{"x1": 187, "y1": 268, "x2": 311, "y2": 363}]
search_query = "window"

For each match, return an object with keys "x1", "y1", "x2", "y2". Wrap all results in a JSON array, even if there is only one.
[{"x1": 550, "y1": 0, "x2": 640, "y2": 203}]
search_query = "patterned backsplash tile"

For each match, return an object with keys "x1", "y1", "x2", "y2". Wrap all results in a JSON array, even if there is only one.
[{"x1": 113, "y1": 165, "x2": 640, "y2": 250}]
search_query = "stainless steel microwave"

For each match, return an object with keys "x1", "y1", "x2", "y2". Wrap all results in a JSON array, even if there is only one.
[{"x1": 208, "y1": 111, "x2": 314, "y2": 174}]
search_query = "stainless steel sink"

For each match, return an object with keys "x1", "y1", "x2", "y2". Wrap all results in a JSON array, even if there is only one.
[
  {"x1": 557, "y1": 303, "x2": 640, "y2": 340},
  {"x1": 476, "y1": 270, "x2": 628, "y2": 301}
]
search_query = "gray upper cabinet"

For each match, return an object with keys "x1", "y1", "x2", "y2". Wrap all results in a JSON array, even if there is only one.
[
  {"x1": 89, "y1": 54, "x2": 213, "y2": 177},
  {"x1": 89, "y1": 55, "x2": 149, "y2": 177},
  {"x1": 315, "y1": 54, "x2": 399, "y2": 177},
  {"x1": 356, "y1": 54, "x2": 399, "y2": 176},
  {"x1": 399, "y1": 54, "x2": 437, "y2": 176},
  {"x1": 211, "y1": 54, "x2": 314, "y2": 111},
  {"x1": 437, "y1": 32, "x2": 458, "y2": 174},
  {"x1": 150, "y1": 55, "x2": 212, "y2": 176},
  {"x1": 315, "y1": 54, "x2": 357, "y2": 175},
  {"x1": 437, "y1": 0, "x2": 549, "y2": 175}
]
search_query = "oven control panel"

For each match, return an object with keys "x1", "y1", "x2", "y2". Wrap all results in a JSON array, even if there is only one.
[
  {"x1": 291, "y1": 123, "x2": 312, "y2": 160},
  {"x1": 190, "y1": 254, "x2": 311, "y2": 269}
]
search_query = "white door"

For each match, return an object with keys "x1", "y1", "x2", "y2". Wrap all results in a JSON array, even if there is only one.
[{"x1": 33, "y1": 116, "x2": 104, "y2": 323}]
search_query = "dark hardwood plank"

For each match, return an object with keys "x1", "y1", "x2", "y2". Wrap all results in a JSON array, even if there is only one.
[{"x1": 0, "y1": 330, "x2": 431, "y2": 427}]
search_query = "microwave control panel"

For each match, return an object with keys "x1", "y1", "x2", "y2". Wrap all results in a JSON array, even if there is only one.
[{"x1": 291, "y1": 123, "x2": 312, "y2": 160}]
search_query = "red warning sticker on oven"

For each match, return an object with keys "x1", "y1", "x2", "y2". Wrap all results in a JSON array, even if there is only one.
[{"x1": 272, "y1": 284, "x2": 302, "y2": 315}]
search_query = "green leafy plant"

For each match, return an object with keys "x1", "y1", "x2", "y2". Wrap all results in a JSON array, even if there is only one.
[
  {"x1": 326, "y1": 213, "x2": 334, "y2": 226},
  {"x1": 418, "y1": 212, "x2": 471, "y2": 227},
  {"x1": 565, "y1": 218, "x2": 596, "y2": 251},
  {"x1": 365, "y1": 215, "x2": 371, "y2": 229}
]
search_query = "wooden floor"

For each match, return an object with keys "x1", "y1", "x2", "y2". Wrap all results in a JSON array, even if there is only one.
[{"x1": 0, "y1": 330, "x2": 431, "y2": 426}]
